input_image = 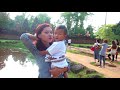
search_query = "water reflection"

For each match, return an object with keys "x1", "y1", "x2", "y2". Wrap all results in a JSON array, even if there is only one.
[{"x1": 0, "y1": 48, "x2": 38, "y2": 78}]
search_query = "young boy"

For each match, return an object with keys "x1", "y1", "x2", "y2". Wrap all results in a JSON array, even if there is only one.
[{"x1": 40, "y1": 25, "x2": 69, "y2": 78}]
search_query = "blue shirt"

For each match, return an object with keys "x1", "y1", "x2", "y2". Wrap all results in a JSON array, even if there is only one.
[{"x1": 99, "y1": 43, "x2": 108, "y2": 56}]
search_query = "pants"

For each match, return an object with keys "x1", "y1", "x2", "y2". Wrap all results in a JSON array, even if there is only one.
[
  {"x1": 99, "y1": 55, "x2": 105, "y2": 66},
  {"x1": 108, "y1": 54, "x2": 115, "y2": 61}
]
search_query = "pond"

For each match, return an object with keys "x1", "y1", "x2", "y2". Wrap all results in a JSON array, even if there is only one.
[{"x1": 0, "y1": 48, "x2": 39, "y2": 78}]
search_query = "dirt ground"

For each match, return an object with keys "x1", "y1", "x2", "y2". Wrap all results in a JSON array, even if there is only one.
[{"x1": 66, "y1": 47, "x2": 120, "y2": 78}]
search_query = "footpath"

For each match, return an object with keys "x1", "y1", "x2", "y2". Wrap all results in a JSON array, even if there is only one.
[{"x1": 66, "y1": 46, "x2": 120, "y2": 78}]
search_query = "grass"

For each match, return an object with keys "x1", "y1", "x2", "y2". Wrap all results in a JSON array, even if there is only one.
[
  {"x1": 68, "y1": 65, "x2": 104, "y2": 78},
  {"x1": 105, "y1": 58, "x2": 120, "y2": 65},
  {"x1": 0, "y1": 39, "x2": 35, "y2": 63},
  {"x1": 67, "y1": 49, "x2": 93, "y2": 57},
  {"x1": 71, "y1": 44, "x2": 93, "y2": 48},
  {"x1": 90, "y1": 62, "x2": 96, "y2": 66}
]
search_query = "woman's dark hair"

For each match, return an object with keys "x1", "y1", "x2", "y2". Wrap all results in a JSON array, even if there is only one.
[
  {"x1": 111, "y1": 40, "x2": 117, "y2": 49},
  {"x1": 96, "y1": 39, "x2": 100, "y2": 43},
  {"x1": 55, "y1": 25, "x2": 67, "y2": 35},
  {"x1": 35, "y1": 23, "x2": 52, "y2": 51},
  {"x1": 116, "y1": 39, "x2": 119, "y2": 45},
  {"x1": 103, "y1": 40, "x2": 108, "y2": 43}
]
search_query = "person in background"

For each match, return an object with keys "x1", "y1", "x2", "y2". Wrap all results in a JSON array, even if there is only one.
[
  {"x1": 99, "y1": 40, "x2": 108, "y2": 68},
  {"x1": 93, "y1": 39, "x2": 101, "y2": 63},
  {"x1": 108, "y1": 40, "x2": 117, "y2": 62},
  {"x1": 115, "y1": 39, "x2": 119, "y2": 61}
]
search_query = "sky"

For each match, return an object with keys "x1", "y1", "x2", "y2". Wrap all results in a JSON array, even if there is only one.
[{"x1": 8, "y1": 12, "x2": 120, "y2": 31}]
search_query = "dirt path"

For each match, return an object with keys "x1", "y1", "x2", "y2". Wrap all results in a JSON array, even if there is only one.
[{"x1": 66, "y1": 47, "x2": 120, "y2": 78}]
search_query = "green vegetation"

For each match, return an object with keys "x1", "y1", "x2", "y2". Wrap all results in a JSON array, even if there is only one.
[
  {"x1": 0, "y1": 12, "x2": 94, "y2": 38},
  {"x1": 95, "y1": 24, "x2": 120, "y2": 41},
  {"x1": 68, "y1": 64, "x2": 104, "y2": 78},
  {"x1": 0, "y1": 12, "x2": 120, "y2": 42},
  {"x1": 0, "y1": 40, "x2": 35, "y2": 61},
  {"x1": 90, "y1": 62, "x2": 96, "y2": 66},
  {"x1": 105, "y1": 58, "x2": 120, "y2": 65},
  {"x1": 67, "y1": 49, "x2": 93, "y2": 57},
  {"x1": 71, "y1": 44, "x2": 93, "y2": 48}
]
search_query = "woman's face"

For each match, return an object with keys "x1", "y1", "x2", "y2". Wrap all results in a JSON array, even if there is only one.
[{"x1": 38, "y1": 27, "x2": 53, "y2": 43}]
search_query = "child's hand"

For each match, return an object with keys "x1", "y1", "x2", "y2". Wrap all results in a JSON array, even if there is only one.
[
  {"x1": 48, "y1": 57, "x2": 56, "y2": 60},
  {"x1": 40, "y1": 51, "x2": 46, "y2": 55},
  {"x1": 40, "y1": 51, "x2": 49, "y2": 55}
]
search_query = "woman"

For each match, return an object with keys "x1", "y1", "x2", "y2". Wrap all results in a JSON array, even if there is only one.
[
  {"x1": 20, "y1": 23, "x2": 67, "y2": 78},
  {"x1": 115, "y1": 39, "x2": 119, "y2": 61},
  {"x1": 108, "y1": 40, "x2": 117, "y2": 62},
  {"x1": 93, "y1": 39, "x2": 101, "y2": 63},
  {"x1": 99, "y1": 40, "x2": 108, "y2": 68}
]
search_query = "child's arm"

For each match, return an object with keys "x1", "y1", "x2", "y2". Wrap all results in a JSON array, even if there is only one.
[{"x1": 40, "y1": 50, "x2": 50, "y2": 55}]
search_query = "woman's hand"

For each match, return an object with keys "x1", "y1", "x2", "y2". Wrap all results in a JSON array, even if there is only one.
[
  {"x1": 49, "y1": 67, "x2": 68, "y2": 78},
  {"x1": 26, "y1": 33, "x2": 38, "y2": 41}
]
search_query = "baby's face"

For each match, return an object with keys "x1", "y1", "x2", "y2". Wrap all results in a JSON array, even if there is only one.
[{"x1": 54, "y1": 29, "x2": 66, "y2": 41}]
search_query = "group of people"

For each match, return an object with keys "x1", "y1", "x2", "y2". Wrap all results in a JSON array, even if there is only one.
[
  {"x1": 93, "y1": 39, "x2": 119, "y2": 68},
  {"x1": 20, "y1": 23, "x2": 69, "y2": 78}
]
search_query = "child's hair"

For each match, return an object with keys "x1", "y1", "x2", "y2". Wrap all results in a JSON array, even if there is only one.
[
  {"x1": 35, "y1": 23, "x2": 52, "y2": 51},
  {"x1": 55, "y1": 25, "x2": 67, "y2": 35}
]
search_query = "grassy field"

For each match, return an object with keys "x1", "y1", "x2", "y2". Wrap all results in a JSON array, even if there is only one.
[
  {"x1": 0, "y1": 34, "x2": 20, "y2": 40},
  {"x1": 0, "y1": 39, "x2": 35, "y2": 60},
  {"x1": 71, "y1": 44, "x2": 93, "y2": 48}
]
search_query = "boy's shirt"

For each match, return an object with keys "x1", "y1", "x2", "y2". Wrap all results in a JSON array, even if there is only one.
[
  {"x1": 45, "y1": 40, "x2": 68, "y2": 68},
  {"x1": 46, "y1": 40, "x2": 66, "y2": 60}
]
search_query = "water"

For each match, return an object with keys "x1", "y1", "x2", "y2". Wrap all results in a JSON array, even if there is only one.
[{"x1": 0, "y1": 48, "x2": 39, "y2": 78}]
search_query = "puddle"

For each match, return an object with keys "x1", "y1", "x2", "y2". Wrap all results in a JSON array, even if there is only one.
[{"x1": 0, "y1": 48, "x2": 38, "y2": 78}]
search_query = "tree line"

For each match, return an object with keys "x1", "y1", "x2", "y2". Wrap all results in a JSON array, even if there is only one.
[{"x1": 0, "y1": 12, "x2": 120, "y2": 41}]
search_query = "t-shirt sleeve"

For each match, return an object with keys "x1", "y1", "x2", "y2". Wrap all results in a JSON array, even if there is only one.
[{"x1": 47, "y1": 42, "x2": 61, "y2": 55}]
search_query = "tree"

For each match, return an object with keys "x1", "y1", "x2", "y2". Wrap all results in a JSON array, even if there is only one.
[
  {"x1": 95, "y1": 24, "x2": 115, "y2": 42},
  {"x1": 31, "y1": 13, "x2": 51, "y2": 33},
  {"x1": 61, "y1": 12, "x2": 73, "y2": 35},
  {"x1": 7, "y1": 19, "x2": 16, "y2": 30},
  {"x1": 14, "y1": 13, "x2": 26, "y2": 32},
  {"x1": 28, "y1": 15, "x2": 35, "y2": 33},
  {"x1": 31, "y1": 17, "x2": 39, "y2": 32},
  {"x1": 37, "y1": 13, "x2": 51, "y2": 24},
  {"x1": 111, "y1": 21, "x2": 120, "y2": 40},
  {"x1": 85, "y1": 25, "x2": 94, "y2": 38},
  {"x1": 0, "y1": 12, "x2": 10, "y2": 29},
  {"x1": 60, "y1": 12, "x2": 92, "y2": 36},
  {"x1": 22, "y1": 19, "x2": 30, "y2": 33}
]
